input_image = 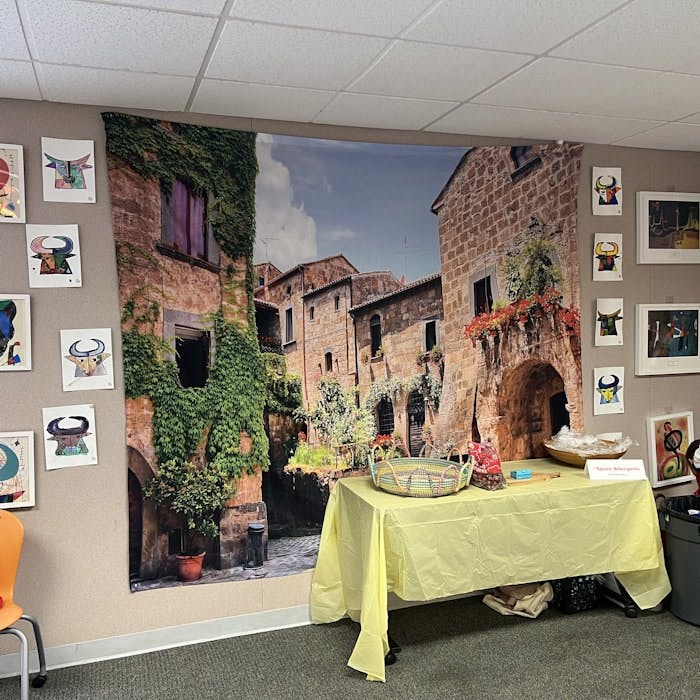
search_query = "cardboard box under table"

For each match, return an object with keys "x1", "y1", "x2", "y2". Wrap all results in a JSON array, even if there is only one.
[{"x1": 310, "y1": 459, "x2": 670, "y2": 682}]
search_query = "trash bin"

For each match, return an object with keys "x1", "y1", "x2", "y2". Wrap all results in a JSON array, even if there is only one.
[
  {"x1": 664, "y1": 495, "x2": 700, "y2": 625},
  {"x1": 245, "y1": 522, "x2": 265, "y2": 569}
]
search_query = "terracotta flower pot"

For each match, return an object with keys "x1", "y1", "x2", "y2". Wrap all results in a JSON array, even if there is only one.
[{"x1": 176, "y1": 551, "x2": 205, "y2": 582}]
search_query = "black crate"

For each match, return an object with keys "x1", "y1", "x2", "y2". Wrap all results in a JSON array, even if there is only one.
[{"x1": 551, "y1": 575, "x2": 600, "y2": 614}]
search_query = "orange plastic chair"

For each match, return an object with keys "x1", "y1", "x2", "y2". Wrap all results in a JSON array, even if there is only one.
[{"x1": 0, "y1": 511, "x2": 47, "y2": 699}]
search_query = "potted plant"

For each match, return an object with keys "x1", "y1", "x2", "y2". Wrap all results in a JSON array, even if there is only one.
[{"x1": 144, "y1": 458, "x2": 234, "y2": 581}]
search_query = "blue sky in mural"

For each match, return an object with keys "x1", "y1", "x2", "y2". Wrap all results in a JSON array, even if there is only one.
[{"x1": 254, "y1": 134, "x2": 466, "y2": 283}]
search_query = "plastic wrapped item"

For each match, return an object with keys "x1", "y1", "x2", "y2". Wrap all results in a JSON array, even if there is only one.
[
  {"x1": 543, "y1": 426, "x2": 636, "y2": 467},
  {"x1": 467, "y1": 439, "x2": 507, "y2": 490}
]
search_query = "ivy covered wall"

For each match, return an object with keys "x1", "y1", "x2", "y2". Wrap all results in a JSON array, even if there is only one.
[{"x1": 102, "y1": 112, "x2": 269, "y2": 485}]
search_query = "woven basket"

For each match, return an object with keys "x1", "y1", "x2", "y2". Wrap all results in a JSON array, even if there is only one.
[{"x1": 369, "y1": 456, "x2": 473, "y2": 497}]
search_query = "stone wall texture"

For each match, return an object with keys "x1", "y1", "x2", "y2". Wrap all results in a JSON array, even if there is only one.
[
  {"x1": 108, "y1": 157, "x2": 265, "y2": 579},
  {"x1": 433, "y1": 144, "x2": 584, "y2": 460}
]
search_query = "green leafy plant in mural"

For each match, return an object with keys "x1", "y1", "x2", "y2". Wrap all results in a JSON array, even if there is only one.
[
  {"x1": 503, "y1": 217, "x2": 562, "y2": 301},
  {"x1": 263, "y1": 353, "x2": 302, "y2": 416},
  {"x1": 144, "y1": 458, "x2": 234, "y2": 554},
  {"x1": 298, "y1": 378, "x2": 376, "y2": 466}
]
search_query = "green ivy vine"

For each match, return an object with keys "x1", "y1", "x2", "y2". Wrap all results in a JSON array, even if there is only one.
[
  {"x1": 104, "y1": 112, "x2": 270, "y2": 485},
  {"x1": 364, "y1": 372, "x2": 442, "y2": 412},
  {"x1": 102, "y1": 112, "x2": 257, "y2": 267}
]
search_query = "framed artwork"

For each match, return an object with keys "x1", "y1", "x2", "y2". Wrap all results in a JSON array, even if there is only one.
[
  {"x1": 592, "y1": 166, "x2": 622, "y2": 216},
  {"x1": 593, "y1": 366, "x2": 624, "y2": 415},
  {"x1": 0, "y1": 143, "x2": 26, "y2": 222},
  {"x1": 636, "y1": 191, "x2": 700, "y2": 264},
  {"x1": 41, "y1": 137, "x2": 96, "y2": 204},
  {"x1": 0, "y1": 431, "x2": 35, "y2": 509},
  {"x1": 0, "y1": 293, "x2": 31, "y2": 371},
  {"x1": 60, "y1": 328, "x2": 114, "y2": 391},
  {"x1": 636, "y1": 303, "x2": 699, "y2": 376},
  {"x1": 42, "y1": 404, "x2": 98, "y2": 470},
  {"x1": 647, "y1": 411, "x2": 694, "y2": 487},
  {"x1": 592, "y1": 233, "x2": 622, "y2": 281},
  {"x1": 26, "y1": 224, "x2": 82, "y2": 287}
]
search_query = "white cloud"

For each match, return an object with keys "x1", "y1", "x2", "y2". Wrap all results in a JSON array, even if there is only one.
[
  {"x1": 324, "y1": 228, "x2": 359, "y2": 241},
  {"x1": 254, "y1": 134, "x2": 318, "y2": 271}
]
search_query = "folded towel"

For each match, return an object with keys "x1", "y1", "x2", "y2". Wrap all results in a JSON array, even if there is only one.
[{"x1": 482, "y1": 582, "x2": 554, "y2": 619}]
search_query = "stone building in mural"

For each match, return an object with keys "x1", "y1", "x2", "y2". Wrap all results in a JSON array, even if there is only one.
[
  {"x1": 351, "y1": 274, "x2": 444, "y2": 456},
  {"x1": 104, "y1": 114, "x2": 268, "y2": 584},
  {"x1": 432, "y1": 144, "x2": 584, "y2": 460},
  {"x1": 253, "y1": 261, "x2": 443, "y2": 455}
]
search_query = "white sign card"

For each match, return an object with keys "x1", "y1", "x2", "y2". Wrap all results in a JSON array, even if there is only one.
[{"x1": 585, "y1": 459, "x2": 647, "y2": 481}]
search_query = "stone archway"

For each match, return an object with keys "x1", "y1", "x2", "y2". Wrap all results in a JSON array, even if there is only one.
[
  {"x1": 127, "y1": 446, "x2": 162, "y2": 581},
  {"x1": 494, "y1": 360, "x2": 569, "y2": 461}
]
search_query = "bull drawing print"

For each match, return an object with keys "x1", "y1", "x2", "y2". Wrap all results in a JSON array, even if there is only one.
[
  {"x1": 31, "y1": 235, "x2": 74, "y2": 275},
  {"x1": 65, "y1": 338, "x2": 111, "y2": 378},
  {"x1": 46, "y1": 416, "x2": 91, "y2": 456},
  {"x1": 44, "y1": 153, "x2": 92, "y2": 190}
]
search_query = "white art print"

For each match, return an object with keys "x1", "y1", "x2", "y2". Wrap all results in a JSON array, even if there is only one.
[
  {"x1": 595, "y1": 298, "x2": 624, "y2": 347},
  {"x1": 0, "y1": 293, "x2": 31, "y2": 371},
  {"x1": 0, "y1": 431, "x2": 34, "y2": 509},
  {"x1": 593, "y1": 366, "x2": 625, "y2": 415},
  {"x1": 60, "y1": 328, "x2": 113, "y2": 391},
  {"x1": 42, "y1": 404, "x2": 98, "y2": 470},
  {"x1": 592, "y1": 233, "x2": 622, "y2": 281},
  {"x1": 592, "y1": 167, "x2": 622, "y2": 216},
  {"x1": 0, "y1": 143, "x2": 26, "y2": 223},
  {"x1": 26, "y1": 224, "x2": 82, "y2": 288},
  {"x1": 41, "y1": 137, "x2": 96, "y2": 204}
]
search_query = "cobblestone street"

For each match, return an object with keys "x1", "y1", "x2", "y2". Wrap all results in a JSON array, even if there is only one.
[{"x1": 131, "y1": 534, "x2": 320, "y2": 591}]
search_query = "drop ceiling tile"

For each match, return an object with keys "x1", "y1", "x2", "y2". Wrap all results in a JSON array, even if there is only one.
[
  {"x1": 230, "y1": 0, "x2": 435, "y2": 36},
  {"x1": 207, "y1": 21, "x2": 388, "y2": 90},
  {"x1": 1, "y1": 0, "x2": 30, "y2": 60},
  {"x1": 0, "y1": 60, "x2": 41, "y2": 100},
  {"x1": 474, "y1": 58, "x2": 640, "y2": 112},
  {"x1": 678, "y1": 111, "x2": 700, "y2": 125},
  {"x1": 430, "y1": 104, "x2": 571, "y2": 139},
  {"x1": 350, "y1": 41, "x2": 530, "y2": 101},
  {"x1": 21, "y1": 0, "x2": 217, "y2": 75},
  {"x1": 192, "y1": 80, "x2": 335, "y2": 121},
  {"x1": 614, "y1": 122, "x2": 700, "y2": 151},
  {"x1": 94, "y1": 0, "x2": 226, "y2": 13},
  {"x1": 553, "y1": 113, "x2": 664, "y2": 144},
  {"x1": 36, "y1": 64, "x2": 194, "y2": 110},
  {"x1": 405, "y1": 0, "x2": 621, "y2": 54},
  {"x1": 314, "y1": 92, "x2": 459, "y2": 130},
  {"x1": 552, "y1": 0, "x2": 700, "y2": 73},
  {"x1": 474, "y1": 58, "x2": 700, "y2": 121}
]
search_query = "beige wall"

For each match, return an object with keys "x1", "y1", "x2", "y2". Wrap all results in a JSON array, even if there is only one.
[
  {"x1": 1, "y1": 97, "x2": 699, "y2": 657},
  {"x1": 577, "y1": 144, "x2": 700, "y2": 488}
]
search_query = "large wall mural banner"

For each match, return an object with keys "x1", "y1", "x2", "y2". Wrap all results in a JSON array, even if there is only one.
[{"x1": 102, "y1": 114, "x2": 582, "y2": 591}]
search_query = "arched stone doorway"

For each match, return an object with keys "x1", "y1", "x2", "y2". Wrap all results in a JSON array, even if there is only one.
[
  {"x1": 494, "y1": 360, "x2": 570, "y2": 460},
  {"x1": 407, "y1": 390, "x2": 426, "y2": 456},
  {"x1": 127, "y1": 446, "x2": 161, "y2": 582}
]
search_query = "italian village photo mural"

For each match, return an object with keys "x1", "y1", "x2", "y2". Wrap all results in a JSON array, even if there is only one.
[{"x1": 101, "y1": 114, "x2": 583, "y2": 590}]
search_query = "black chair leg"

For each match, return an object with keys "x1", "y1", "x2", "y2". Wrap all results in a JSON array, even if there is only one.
[{"x1": 21, "y1": 614, "x2": 47, "y2": 688}]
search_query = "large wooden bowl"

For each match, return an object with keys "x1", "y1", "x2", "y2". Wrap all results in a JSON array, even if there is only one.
[{"x1": 543, "y1": 443, "x2": 628, "y2": 468}]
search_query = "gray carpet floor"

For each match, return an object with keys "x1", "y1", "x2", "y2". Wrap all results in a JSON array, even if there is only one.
[{"x1": 1, "y1": 596, "x2": 698, "y2": 700}]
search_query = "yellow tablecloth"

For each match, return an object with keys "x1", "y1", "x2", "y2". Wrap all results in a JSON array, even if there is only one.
[{"x1": 310, "y1": 460, "x2": 670, "y2": 682}]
